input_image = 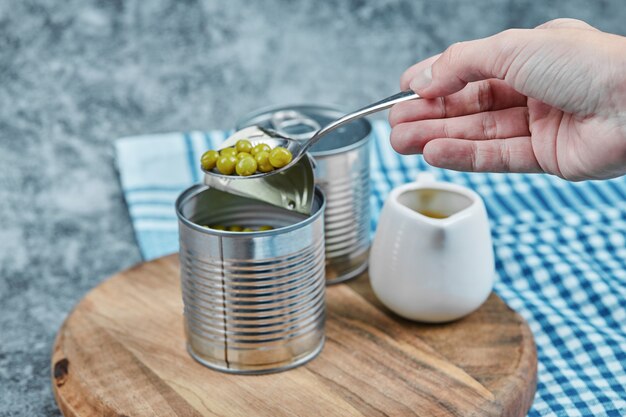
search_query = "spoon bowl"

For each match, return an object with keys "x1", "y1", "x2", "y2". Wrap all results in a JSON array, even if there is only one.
[
  {"x1": 203, "y1": 90, "x2": 421, "y2": 181},
  {"x1": 200, "y1": 126, "x2": 305, "y2": 180}
]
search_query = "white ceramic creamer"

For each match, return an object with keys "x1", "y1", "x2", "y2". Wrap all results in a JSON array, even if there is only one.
[{"x1": 369, "y1": 173, "x2": 495, "y2": 323}]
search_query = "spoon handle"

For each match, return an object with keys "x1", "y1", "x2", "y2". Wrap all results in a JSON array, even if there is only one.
[{"x1": 310, "y1": 90, "x2": 421, "y2": 146}]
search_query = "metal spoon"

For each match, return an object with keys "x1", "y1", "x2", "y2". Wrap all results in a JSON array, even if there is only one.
[{"x1": 203, "y1": 90, "x2": 421, "y2": 180}]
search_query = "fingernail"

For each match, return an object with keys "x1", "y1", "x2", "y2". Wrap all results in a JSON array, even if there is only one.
[{"x1": 410, "y1": 66, "x2": 432, "y2": 91}]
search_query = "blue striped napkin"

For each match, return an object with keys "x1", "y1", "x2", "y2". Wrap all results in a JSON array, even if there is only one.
[{"x1": 114, "y1": 121, "x2": 626, "y2": 416}]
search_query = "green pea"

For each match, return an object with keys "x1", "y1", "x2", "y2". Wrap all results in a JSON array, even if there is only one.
[
  {"x1": 242, "y1": 227, "x2": 254, "y2": 232},
  {"x1": 251, "y1": 143, "x2": 271, "y2": 156},
  {"x1": 237, "y1": 152, "x2": 252, "y2": 161},
  {"x1": 254, "y1": 151, "x2": 273, "y2": 173},
  {"x1": 269, "y1": 147, "x2": 293, "y2": 168},
  {"x1": 228, "y1": 225, "x2": 243, "y2": 232},
  {"x1": 254, "y1": 150, "x2": 270, "y2": 165},
  {"x1": 220, "y1": 147, "x2": 237, "y2": 156},
  {"x1": 210, "y1": 225, "x2": 226, "y2": 230},
  {"x1": 236, "y1": 139, "x2": 253, "y2": 154},
  {"x1": 200, "y1": 150, "x2": 219, "y2": 171},
  {"x1": 258, "y1": 225, "x2": 274, "y2": 231},
  {"x1": 236, "y1": 156, "x2": 258, "y2": 176},
  {"x1": 217, "y1": 155, "x2": 238, "y2": 175},
  {"x1": 258, "y1": 163, "x2": 274, "y2": 173}
]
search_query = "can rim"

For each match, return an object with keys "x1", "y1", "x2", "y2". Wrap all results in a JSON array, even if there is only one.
[
  {"x1": 235, "y1": 103, "x2": 372, "y2": 157},
  {"x1": 175, "y1": 184, "x2": 326, "y2": 237}
]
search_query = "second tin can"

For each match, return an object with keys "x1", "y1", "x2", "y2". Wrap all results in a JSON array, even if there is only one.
[{"x1": 237, "y1": 105, "x2": 371, "y2": 284}]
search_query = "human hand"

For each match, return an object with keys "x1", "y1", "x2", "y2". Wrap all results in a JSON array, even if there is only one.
[{"x1": 389, "y1": 19, "x2": 626, "y2": 181}]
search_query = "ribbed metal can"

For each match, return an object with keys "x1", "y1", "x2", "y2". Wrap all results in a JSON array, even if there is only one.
[
  {"x1": 175, "y1": 185, "x2": 326, "y2": 374},
  {"x1": 237, "y1": 105, "x2": 371, "y2": 284}
]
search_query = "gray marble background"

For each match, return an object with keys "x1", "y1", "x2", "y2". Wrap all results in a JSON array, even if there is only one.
[{"x1": 0, "y1": 0, "x2": 624, "y2": 415}]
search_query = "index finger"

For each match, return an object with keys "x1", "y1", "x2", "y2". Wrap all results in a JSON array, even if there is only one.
[{"x1": 400, "y1": 54, "x2": 441, "y2": 90}]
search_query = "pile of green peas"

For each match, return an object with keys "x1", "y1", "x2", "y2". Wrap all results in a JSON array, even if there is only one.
[
  {"x1": 204, "y1": 225, "x2": 274, "y2": 232},
  {"x1": 200, "y1": 139, "x2": 293, "y2": 176}
]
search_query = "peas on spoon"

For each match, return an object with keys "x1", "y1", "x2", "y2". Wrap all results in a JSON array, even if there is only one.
[{"x1": 202, "y1": 90, "x2": 421, "y2": 180}]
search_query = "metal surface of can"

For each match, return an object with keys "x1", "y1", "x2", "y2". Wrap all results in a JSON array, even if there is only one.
[
  {"x1": 176, "y1": 185, "x2": 326, "y2": 374},
  {"x1": 237, "y1": 105, "x2": 371, "y2": 284}
]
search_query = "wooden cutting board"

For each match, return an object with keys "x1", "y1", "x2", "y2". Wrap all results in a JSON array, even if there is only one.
[{"x1": 51, "y1": 254, "x2": 537, "y2": 417}]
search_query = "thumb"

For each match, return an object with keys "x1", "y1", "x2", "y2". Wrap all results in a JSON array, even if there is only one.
[{"x1": 409, "y1": 29, "x2": 537, "y2": 98}]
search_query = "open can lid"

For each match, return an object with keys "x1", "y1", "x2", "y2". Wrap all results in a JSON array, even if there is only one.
[{"x1": 235, "y1": 104, "x2": 372, "y2": 156}]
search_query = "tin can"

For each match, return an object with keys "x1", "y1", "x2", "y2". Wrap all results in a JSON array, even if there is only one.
[
  {"x1": 176, "y1": 185, "x2": 326, "y2": 374},
  {"x1": 237, "y1": 105, "x2": 371, "y2": 284}
]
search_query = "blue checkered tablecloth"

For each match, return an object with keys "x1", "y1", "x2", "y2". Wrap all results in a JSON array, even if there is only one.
[{"x1": 114, "y1": 121, "x2": 626, "y2": 416}]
